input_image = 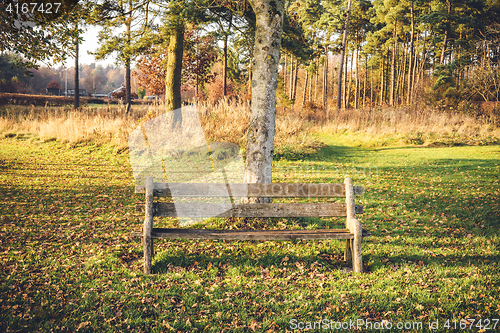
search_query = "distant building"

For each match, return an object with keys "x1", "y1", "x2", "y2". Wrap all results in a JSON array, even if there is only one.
[
  {"x1": 108, "y1": 86, "x2": 125, "y2": 98},
  {"x1": 46, "y1": 88, "x2": 61, "y2": 95},
  {"x1": 65, "y1": 89, "x2": 87, "y2": 97}
]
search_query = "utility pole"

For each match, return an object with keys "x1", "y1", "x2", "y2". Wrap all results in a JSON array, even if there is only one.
[{"x1": 65, "y1": 65, "x2": 68, "y2": 97}]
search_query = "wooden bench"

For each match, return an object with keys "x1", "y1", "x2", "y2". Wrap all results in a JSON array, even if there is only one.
[{"x1": 134, "y1": 177, "x2": 367, "y2": 274}]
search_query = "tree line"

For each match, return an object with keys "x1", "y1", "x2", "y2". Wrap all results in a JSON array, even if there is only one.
[
  {"x1": 0, "y1": 53, "x2": 126, "y2": 95},
  {"x1": 281, "y1": 0, "x2": 500, "y2": 111},
  {"x1": 3, "y1": 0, "x2": 499, "y2": 110}
]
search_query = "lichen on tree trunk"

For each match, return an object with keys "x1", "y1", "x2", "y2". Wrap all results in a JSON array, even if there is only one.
[
  {"x1": 125, "y1": 9, "x2": 132, "y2": 115},
  {"x1": 244, "y1": 0, "x2": 285, "y2": 202},
  {"x1": 165, "y1": 23, "x2": 184, "y2": 124},
  {"x1": 125, "y1": 60, "x2": 131, "y2": 114}
]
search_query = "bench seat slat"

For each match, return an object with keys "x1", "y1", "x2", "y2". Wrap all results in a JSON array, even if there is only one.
[
  {"x1": 132, "y1": 228, "x2": 354, "y2": 240},
  {"x1": 135, "y1": 183, "x2": 364, "y2": 197},
  {"x1": 135, "y1": 202, "x2": 363, "y2": 217}
]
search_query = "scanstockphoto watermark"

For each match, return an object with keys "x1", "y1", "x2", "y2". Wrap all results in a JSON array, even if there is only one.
[
  {"x1": 277, "y1": 164, "x2": 379, "y2": 178},
  {"x1": 289, "y1": 318, "x2": 423, "y2": 331}
]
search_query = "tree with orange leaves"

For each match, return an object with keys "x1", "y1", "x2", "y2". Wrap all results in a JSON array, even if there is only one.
[{"x1": 134, "y1": 25, "x2": 217, "y2": 99}]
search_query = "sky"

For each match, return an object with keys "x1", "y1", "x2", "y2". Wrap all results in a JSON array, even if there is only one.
[{"x1": 61, "y1": 25, "x2": 116, "y2": 68}]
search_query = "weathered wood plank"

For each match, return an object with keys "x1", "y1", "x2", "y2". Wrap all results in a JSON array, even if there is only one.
[
  {"x1": 135, "y1": 202, "x2": 363, "y2": 217},
  {"x1": 135, "y1": 183, "x2": 364, "y2": 197},
  {"x1": 132, "y1": 228, "x2": 354, "y2": 240}
]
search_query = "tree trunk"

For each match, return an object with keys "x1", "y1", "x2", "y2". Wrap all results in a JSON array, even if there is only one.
[
  {"x1": 440, "y1": 0, "x2": 451, "y2": 65},
  {"x1": 223, "y1": 33, "x2": 228, "y2": 96},
  {"x1": 244, "y1": 0, "x2": 285, "y2": 192},
  {"x1": 457, "y1": 30, "x2": 462, "y2": 88},
  {"x1": 363, "y1": 54, "x2": 367, "y2": 108},
  {"x1": 314, "y1": 58, "x2": 319, "y2": 102},
  {"x1": 125, "y1": 60, "x2": 131, "y2": 114},
  {"x1": 411, "y1": 34, "x2": 419, "y2": 102},
  {"x1": 322, "y1": 45, "x2": 328, "y2": 107},
  {"x1": 380, "y1": 53, "x2": 385, "y2": 105},
  {"x1": 370, "y1": 62, "x2": 373, "y2": 107},
  {"x1": 289, "y1": 54, "x2": 294, "y2": 98},
  {"x1": 165, "y1": 22, "x2": 184, "y2": 123},
  {"x1": 346, "y1": 51, "x2": 353, "y2": 109},
  {"x1": 125, "y1": 3, "x2": 132, "y2": 114},
  {"x1": 407, "y1": 0, "x2": 414, "y2": 104},
  {"x1": 195, "y1": 74, "x2": 199, "y2": 102},
  {"x1": 292, "y1": 58, "x2": 298, "y2": 101},
  {"x1": 415, "y1": 29, "x2": 430, "y2": 100},
  {"x1": 74, "y1": 23, "x2": 79, "y2": 110},
  {"x1": 390, "y1": 21, "x2": 397, "y2": 106},
  {"x1": 248, "y1": 59, "x2": 253, "y2": 97},
  {"x1": 302, "y1": 69, "x2": 309, "y2": 106},
  {"x1": 332, "y1": 54, "x2": 337, "y2": 99},
  {"x1": 354, "y1": 43, "x2": 359, "y2": 109},
  {"x1": 343, "y1": 50, "x2": 348, "y2": 109},
  {"x1": 308, "y1": 66, "x2": 313, "y2": 102},
  {"x1": 223, "y1": 13, "x2": 233, "y2": 97},
  {"x1": 336, "y1": 0, "x2": 353, "y2": 115},
  {"x1": 396, "y1": 37, "x2": 407, "y2": 105},
  {"x1": 283, "y1": 53, "x2": 287, "y2": 97}
]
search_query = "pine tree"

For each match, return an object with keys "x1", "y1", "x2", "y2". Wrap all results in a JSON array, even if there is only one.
[{"x1": 92, "y1": 0, "x2": 156, "y2": 114}]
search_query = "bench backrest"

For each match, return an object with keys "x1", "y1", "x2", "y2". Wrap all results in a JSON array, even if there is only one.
[{"x1": 136, "y1": 180, "x2": 363, "y2": 218}]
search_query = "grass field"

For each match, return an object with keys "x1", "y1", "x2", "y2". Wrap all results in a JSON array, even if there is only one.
[{"x1": 0, "y1": 133, "x2": 499, "y2": 332}]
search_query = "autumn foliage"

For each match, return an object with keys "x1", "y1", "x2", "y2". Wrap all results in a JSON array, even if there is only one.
[
  {"x1": 133, "y1": 46, "x2": 167, "y2": 96},
  {"x1": 182, "y1": 27, "x2": 218, "y2": 96},
  {"x1": 46, "y1": 80, "x2": 61, "y2": 89},
  {"x1": 111, "y1": 87, "x2": 138, "y2": 100},
  {"x1": 134, "y1": 25, "x2": 217, "y2": 98}
]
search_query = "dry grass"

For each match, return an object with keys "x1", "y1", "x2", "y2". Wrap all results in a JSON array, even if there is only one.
[
  {"x1": 198, "y1": 98, "x2": 324, "y2": 159},
  {"x1": 198, "y1": 99, "x2": 249, "y2": 146},
  {"x1": 0, "y1": 100, "x2": 323, "y2": 158},
  {"x1": 1, "y1": 100, "x2": 498, "y2": 155},
  {"x1": 0, "y1": 104, "x2": 144, "y2": 148},
  {"x1": 312, "y1": 103, "x2": 500, "y2": 146}
]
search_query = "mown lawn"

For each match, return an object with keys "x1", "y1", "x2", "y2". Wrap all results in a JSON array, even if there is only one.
[{"x1": 0, "y1": 135, "x2": 499, "y2": 332}]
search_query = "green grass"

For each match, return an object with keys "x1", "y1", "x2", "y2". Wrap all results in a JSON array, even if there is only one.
[{"x1": 0, "y1": 136, "x2": 499, "y2": 332}]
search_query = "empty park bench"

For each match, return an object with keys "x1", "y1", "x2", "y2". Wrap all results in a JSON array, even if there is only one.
[{"x1": 133, "y1": 177, "x2": 368, "y2": 274}]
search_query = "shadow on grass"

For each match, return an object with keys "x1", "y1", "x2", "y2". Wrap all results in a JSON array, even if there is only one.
[
  {"x1": 150, "y1": 240, "x2": 352, "y2": 274},
  {"x1": 309, "y1": 144, "x2": 368, "y2": 162},
  {"x1": 380, "y1": 251, "x2": 500, "y2": 270},
  {"x1": 148, "y1": 233, "x2": 498, "y2": 275},
  {"x1": 361, "y1": 156, "x2": 500, "y2": 238}
]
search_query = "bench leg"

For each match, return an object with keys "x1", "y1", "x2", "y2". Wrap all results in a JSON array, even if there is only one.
[
  {"x1": 143, "y1": 176, "x2": 154, "y2": 274},
  {"x1": 151, "y1": 238, "x2": 154, "y2": 258},
  {"x1": 144, "y1": 233, "x2": 153, "y2": 274},
  {"x1": 344, "y1": 239, "x2": 352, "y2": 264},
  {"x1": 353, "y1": 235, "x2": 363, "y2": 273}
]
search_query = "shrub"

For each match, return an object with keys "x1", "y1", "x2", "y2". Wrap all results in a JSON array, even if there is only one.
[
  {"x1": 137, "y1": 87, "x2": 146, "y2": 100},
  {"x1": 47, "y1": 80, "x2": 61, "y2": 89}
]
